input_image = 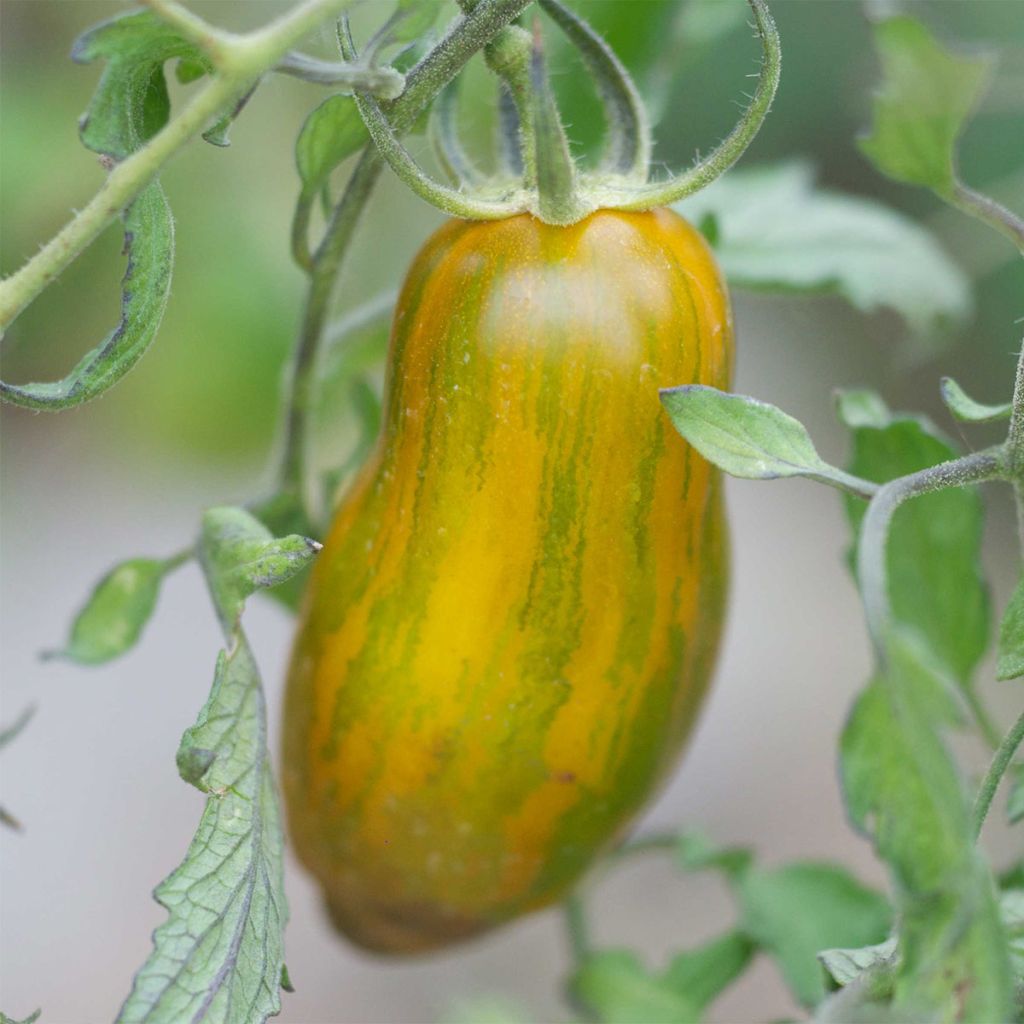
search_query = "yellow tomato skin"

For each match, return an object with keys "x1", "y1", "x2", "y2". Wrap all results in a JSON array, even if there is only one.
[{"x1": 282, "y1": 208, "x2": 733, "y2": 953}]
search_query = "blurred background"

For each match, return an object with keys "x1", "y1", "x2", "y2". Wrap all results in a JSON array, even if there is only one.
[{"x1": 1, "y1": 1, "x2": 1022, "y2": 1021}]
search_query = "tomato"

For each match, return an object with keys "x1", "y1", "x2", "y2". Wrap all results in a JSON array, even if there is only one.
[{"x1": 282, "y1": 207, "x2": 733, "y2": 953}]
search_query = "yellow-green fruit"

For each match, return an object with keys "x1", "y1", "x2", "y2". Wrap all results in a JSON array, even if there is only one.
[{"x1": 282, "y1": 207, "x2": 733, "y2": 953}]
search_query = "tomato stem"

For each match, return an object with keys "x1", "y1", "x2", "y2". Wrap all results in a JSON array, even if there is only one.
[
  {"x1": 972, "y1": 708, "x2": 1024, "y2": 840},
  {"x1": 856, "y1": 448, "x2": 1008, "y2": 662},
  {"x1": 593, "y1": 0, "x2": 781, "y2": 211},
  {"x1": 538, "y1": 0, "x2": 651, "y2": 183},
  {"x1": 278, "y1": 0, "x2": 535, "y2": 512},
  {"x1": 529, "y1": 20, "x2": 590, "y2": 225}
]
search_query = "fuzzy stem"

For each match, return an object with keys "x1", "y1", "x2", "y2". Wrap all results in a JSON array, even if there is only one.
[
  {"x1": 0, "y1": 0, "x2": 354, "y2": 332},
  {"x1": 340, "y1": 17, "x2": 523, "y2": 220},
  {"x1": 596, "y1": 0, "x2": 780, "y2": 210},
  {"x1": 278, "y1": 0, "x2": 534, "y2": 507},
  {"x1": 1008, "y1": 341, "x2": 1024, "y2": 556},
  {"x1": 538, "y1": 0, "x2": 650, "y2": 181},
  {"x1": 972, "y1": 708, "x2": 1024, "y2": 839},
  {"x1": 528, "y1": 21, "x2": 588, "y2": 225},
  {"x1": 275, "y1": 52, "x2": 405, "y2": 98}
]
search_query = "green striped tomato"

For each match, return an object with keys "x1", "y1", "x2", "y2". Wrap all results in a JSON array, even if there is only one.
[{"x1": 282, "y1": 207, "x2": 733, "y2": 953}]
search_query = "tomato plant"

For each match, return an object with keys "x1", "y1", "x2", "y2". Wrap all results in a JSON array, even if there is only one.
[{"x1": 1, "y1": 0, "x2": 1022, "y2": 1022}]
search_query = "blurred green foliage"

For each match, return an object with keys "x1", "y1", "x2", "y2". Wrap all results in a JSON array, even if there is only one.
[{"x1": 1, "y1": 0, "x2": 1021, "y2": 471}]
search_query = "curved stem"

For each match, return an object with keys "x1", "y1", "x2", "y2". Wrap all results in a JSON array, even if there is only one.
[
  {"x1": 278, "y1": 0, "x2": 535, "y2": 507},
  {"x1": 528, "y1": 21, "x2": 588, "y2": 225},
  {"x1": 339, "y1": 18, "x2": 524, "y2": 220},
  {"x1": 429, "y1": 82, "x2": 487, "y2": 187},
  {"x1": 1008, "y1": 341, "x2": 1024, "y2": 557},
  {"x1": 0, "y1": 0, "x2": 354, "y2": 332},
  {"x1": 538, "y1": 0, "x2": 650, "y2": 181},
  {"x1": 856, "y1": 448, "x2": 1008, "y2": 656},
  {"x1": 972, "y1": 708, "x2": 1024, "y2": 839},
  {"x1": 950, "y1": 181, "x2": 1024, "y2": 257},
  {"x1": 275, "y1": 52, "x2": 405, "y2": 98},
  {"x1": 596, "y1": 0, "x2": 780, "y2": 210}
]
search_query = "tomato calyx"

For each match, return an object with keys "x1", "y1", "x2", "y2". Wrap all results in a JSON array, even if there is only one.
[{"x1": 342, "y1": 0, "x2": 780, "y2": 226}]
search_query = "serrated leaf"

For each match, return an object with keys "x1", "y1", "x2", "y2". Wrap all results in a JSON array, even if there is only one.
[
  {"x1": 1, "y1": 1012, "x2": 42, "y2": 1024},
  {"x1": 840, "y1": 628, "x2": 1013, "y2": 1020},
  {"x1": 199, "y1": 507, "x2": 320, "y2": 628},
  {"x1": 818, "y1": 937, "x2": 897, "y2": 989},
  {"x1": 71, "y1": 8, "x2": 241, "y2": 153},
  {"x1": 117, "y1": 509, "x2": 312, "y2": 1023},
  {"x1": 45, "y1": 557, "x2": 176, "y2": 665},
  {"x1": 117, "y1": 636, "x2": 286, "y2": 1024},
  {"x1": 997, "y1": 574, "x2": 1024, "y2": 681},
  {"x1": 940, "y1": 377, "x2": 1011, "y2": 424},
  {"x1": 839, "y1": 392, "x2": 989, "y2": 686},
  {"x1": 676, "y1": 162, "x2": 971, "y2": 339},
  {"x1": 0, "y1": 184, "x2": 173, "y2": 410},
  {"x1": 860, "y1": 16, "x2": 993, "y2": 194},
  {"x1": 737, "y1": 863, "x2": 892, "y2": 1007},
  {"x1": 661, "y1": 386, "x2": 866, "y2": 495},
  {"x1": 1008, "y1": 765, "x2": 1024, "y2": 826}
]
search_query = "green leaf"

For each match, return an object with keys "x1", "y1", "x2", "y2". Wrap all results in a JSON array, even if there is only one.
[
  {"x1": 818, "y1": 937, "x2": 897, "y2": 989},
  {"x1": 570, "y1": 950, "x2": 698, "y2": 1024},
  {"x1": 71, "y1": 8, "x2": 236, "y2": 155},
  {"x1": 1003, "y1": 889, "x2": 1024, "y2": 992},
  {"x1": 117, "y1": 637, "x2": 286, "y2": 1024},
  {"x1": 676, "y1": 162, "x2": 972, "y2": 339},
  {"x1": 939, "y1": 377, "x2": 1011, "y2": 424},
  {"x1": 0, "y1": 185, "x2": 174, "y2": 411},
  {"x1": 1008, "y1": 765, "x2": 1024, "y2": 826},
  {"x1": 571, "y1": 933, "x2": 754, "y2": 1024},
  {"x1": 117, "y1": 509, "x2": 310, "y2": 1024},
  {"x1": 997, "y1": 574, "x2": 1024, "y2": 681},
  {"x1": 675, "y1": 830, "x2": 752, "y2": 879},
  {"x1": 737, "y1": 863, "x2": 892, "y2": 1007},
  {"x1": 199, "y1": 507, "x2": 320, "y2": 628},
  {"x1": 661, "y1": 386, "x2": 869, "y2": 496},
  {"x1": 662, "y1": 931, "x2": 756, "y2": 1013},
  {"x1": 859, "y1": 16, "x2": 994, "y2": 194},
  {"x1": 296, "y1": 94, "x2": 369, "y2": 197},
  {"x1": 45, "y1": 556, "x2": 179, "y2": 665},
  {"x1": 840, "y1": 628, "x2": 1013, "y2": 1020},
  {"x1": 390, "y1": 0, "x2": 442, "y2": 45},
  {"x1": 838, "y1": 392, "x2": 989, "y2": 686}
]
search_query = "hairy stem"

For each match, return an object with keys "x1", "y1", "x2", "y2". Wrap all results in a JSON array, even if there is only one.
[
  {"x1": 857, "y1": 449, "x2": 1008, "y2": 656},
  {"x1": 1009, "y1": 341, "x2": 1024, "y2": 555},
  {"x1": 0, "y1": 0, "x2": 354, "y2": 331},
  {"x1": 973, "y1": 708, "x2": 1024, "y2": 839},
  {"x1": 278, "y1": 0, "x2": 534, "y2": 511}
]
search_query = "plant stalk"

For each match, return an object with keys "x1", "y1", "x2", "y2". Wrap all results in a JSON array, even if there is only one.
[
  {"x1": 278, "y1": 0, "x2": 534, "y2": 511},
  {"x1": 972, "y1": 708, "x2": 1024, "y2": 839},
  {"x1": 857, "y1": 449, "x2": 1008, "y2": 656},
  {"x1": 0, "y1": 0, "x2": 356, "y2": 332}
]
